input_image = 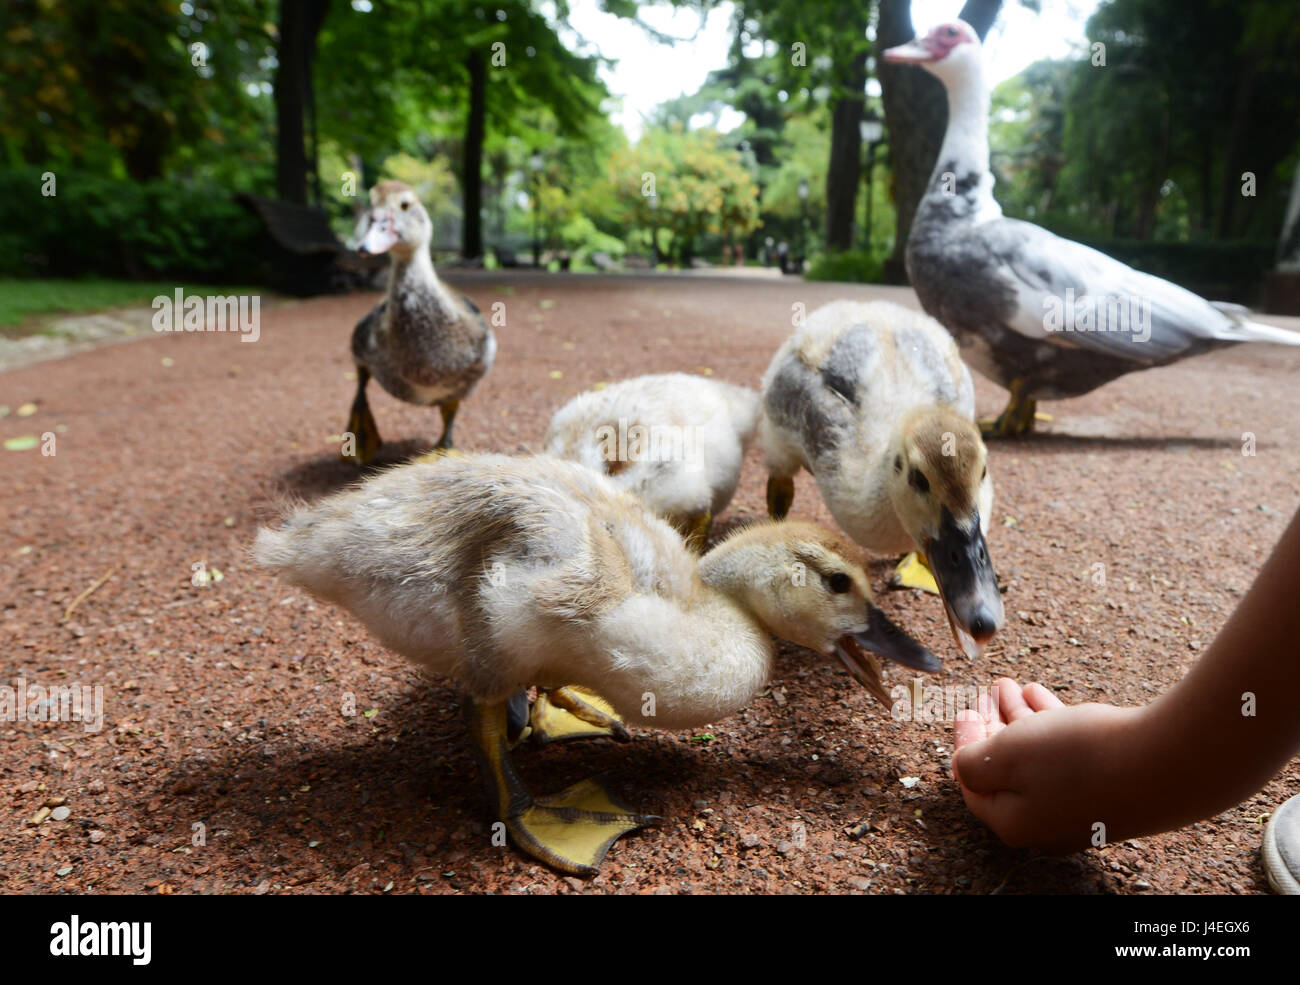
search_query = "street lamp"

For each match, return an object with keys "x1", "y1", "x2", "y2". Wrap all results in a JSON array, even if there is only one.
[
  {"x1": 859, "y1": 112, "x2": 885, "y2": 253},
  {"x1": 797, "y1": 178, "x2": 810, "y2": 274},
  {"x1": 529, "y1": 151, "x2": 544, "y2": 268}
]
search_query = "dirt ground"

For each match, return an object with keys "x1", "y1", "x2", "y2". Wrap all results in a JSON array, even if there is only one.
[{"x1": 3, "y1": 271, "x2": 1298, "y2": 895}]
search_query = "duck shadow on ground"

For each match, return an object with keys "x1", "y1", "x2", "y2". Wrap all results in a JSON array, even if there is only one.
[
  {"x1": 275, "y1": 439, "x2": 433, "y2": 500},
  {"x1": 139, "y1": 689, "x2": 1115, "y2": 893},
  {"x1": 989, "y1": 432, "x2": 1244, "y2": 453},
  {"x1": 144, "y1": 692, "x2": 724, "y2": 888}
]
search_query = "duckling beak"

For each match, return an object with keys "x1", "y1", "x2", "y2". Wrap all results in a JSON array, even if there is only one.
[
  {"x1": 834, "y1": 607, "x2": 938, "y2": 710},
  {"x1": 358, "y1": 211, "x2": 399, "y2": 255},
  {"x1": 926, "y1": 508, "x2": 1004, "y2": 659},
  {"x1": 883, "y1": 38, "x2": 940, "y2": 64}
]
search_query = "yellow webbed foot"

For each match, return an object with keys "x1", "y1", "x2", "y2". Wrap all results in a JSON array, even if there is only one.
[
  {"x1": 342, "y1": 400, "x2": 382, "y2": 465},
  {"x1": 890, "y1": 551, "x2": 939, "y2": 595},
  {"x1": 508, "y1": 777, "x2": 660, "y2": 878},
  {"x1": 980, "y1": 379, "x2": 1038, "y2": 439},
  {"x1": 766, "y1": 475, "x2": 795, "y2": 520},
  {"x1": 530, "y1": 686, "x2": 630, "y2": 745}
]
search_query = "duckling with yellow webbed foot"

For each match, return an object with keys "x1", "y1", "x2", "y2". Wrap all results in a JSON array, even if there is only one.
[{"x1": 255, "y1": 453, "x2": 938, "y2": 876}]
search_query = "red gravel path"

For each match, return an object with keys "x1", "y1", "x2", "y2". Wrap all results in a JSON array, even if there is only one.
[{"x1": 3, "y1": 271, "x2": 1298, "y2": 895}]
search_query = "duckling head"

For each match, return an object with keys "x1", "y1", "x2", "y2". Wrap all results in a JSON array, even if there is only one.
[
  {"x1": 887, "y1": 407, "x2": 1004, "y2": 656},
  {"x1": 702, "y1": 521, "x2": 940, "y2": 704},
  {"x1": 357, "y1": 180, "x2": 432, "y2": 257}
]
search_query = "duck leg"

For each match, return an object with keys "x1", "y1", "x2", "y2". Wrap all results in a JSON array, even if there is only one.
[
  {"x1": 435, "y1": 399, "x2": 460, "y2": 451},
  {"x1": 343, "y1": 367, "x2": 382, "y2": 465},
  {"x1": 889, "y1": 551, "x2": 940, "y2": 595},
  {"x1": 766, "y1": 475, "x2": 795, "y2": 520},
  {"x1": 979, "y1": 378, "x2": 1038, "y2": 439},
  {"x1": 465, "y1": 698, "x2": 658, "y2": 877},
  {"x1": 530, "y1": 686, "x2": 631, "y2": 745}
]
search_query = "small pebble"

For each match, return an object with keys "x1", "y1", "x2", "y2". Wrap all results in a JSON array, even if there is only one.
[{"x1": 51, "y1": 806, "x2": 71, "y2": 822}]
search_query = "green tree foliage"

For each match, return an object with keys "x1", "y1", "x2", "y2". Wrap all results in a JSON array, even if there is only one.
[
  {"x1": 1001, "y1": 0, "x2": 1300, "y2": 243},
  {"x1": 1, "y1": 0, "x2": 273, "y2": 182},
  {"x1": 608, "y1": 124, "x2": 761, "y2": 264}
]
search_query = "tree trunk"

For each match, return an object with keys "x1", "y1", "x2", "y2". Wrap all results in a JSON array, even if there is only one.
[
  {"x1": 461, "y1": 50, "x2": 487, "y2": 259},
  {"x1": 275, "y1": 0, "x2": 331, "y2": 205},
  {"x1": 877, "y1": 0, "x2": 1002, "y2": 283},
  {"x1": 1213, "y1": 56, "x2": 1258, "y2": 239},
  {"x1": 825, "y1": 49, "x2": 869, "y2": 252}
]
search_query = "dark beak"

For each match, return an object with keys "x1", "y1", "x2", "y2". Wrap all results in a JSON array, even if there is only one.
[
  {"x1": 926, "y1": 508, "x2": 1004, "y2": 658},
  {"x1": 834, "y1": 606, "x2": 940, "y2": 710}
]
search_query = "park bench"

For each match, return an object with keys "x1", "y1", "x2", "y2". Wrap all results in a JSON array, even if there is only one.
[{"x1": 237, "y1": 194, "x2": 385, "y2": 296}]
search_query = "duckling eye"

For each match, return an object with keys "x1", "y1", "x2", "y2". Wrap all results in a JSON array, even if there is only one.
[
  {"x1": 909, "y1": 468, "x2": 930, "y2": 494},
  {"x1": 826, "y1": 572, "x2": 852, "y2": 594},
  {"x1": 400, "y1": 200, "x2": 411, "y2": 211},
  {"x1": 946, "y1": 26, "x2": 959, "y2": 36},
  {"x1": 893, "y1": 455, "x2": 903, "y2": 473},
  {"x1": 981, "y1": 465, "x2": 987, "y2": 481}
]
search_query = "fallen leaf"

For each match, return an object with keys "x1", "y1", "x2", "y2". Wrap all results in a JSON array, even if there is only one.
[
  {"x1": 16, "y1": 402, "x2": 37, "y2": 417},
  {"x1": 4, "y1": 436, "x2": 39, "y2": 451}
]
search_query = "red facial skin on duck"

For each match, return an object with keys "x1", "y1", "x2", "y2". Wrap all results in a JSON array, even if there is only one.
[{"x1": 883, "y1": 21, "x2": 977, "y2": 64}]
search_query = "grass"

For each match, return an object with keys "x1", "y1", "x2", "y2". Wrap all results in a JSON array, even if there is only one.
[{"x1": 0, "y1": 279, "x2": 265, "y2": 332}]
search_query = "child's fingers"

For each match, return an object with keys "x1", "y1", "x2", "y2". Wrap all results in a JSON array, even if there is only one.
[
  {"x1": 1022, "y1": 682, "x2": 1064, "y2": 711},
  {"x1": 953, "y1": 708, "x2": 989, "y2": 756},
  {"x1": 996, "y1": 677, "x2": 1036, "y2": 722}
]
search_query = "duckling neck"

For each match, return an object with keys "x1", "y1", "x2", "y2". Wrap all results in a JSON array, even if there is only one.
[
  {"x1": 387, "y1": 245, "x2": 458, "y2": 323},
  {"x1": 592, "y1": 563, "x2": 774, "y2": 731}
]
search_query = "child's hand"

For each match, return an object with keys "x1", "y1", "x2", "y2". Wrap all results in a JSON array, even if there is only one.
[{"x1": 952, "y1": 678, "x2": 1145, "y2": 852}]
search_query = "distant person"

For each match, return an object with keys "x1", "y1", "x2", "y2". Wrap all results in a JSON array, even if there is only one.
[
  {"x1": 952, "y1": 504, "x2": 1300, "y2": 893},
  {"x1": 777, "y1": 240, "x2": 789, "y2": 274}
]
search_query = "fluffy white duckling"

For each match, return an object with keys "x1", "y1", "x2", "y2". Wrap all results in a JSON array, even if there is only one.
[
  {"x1": 345, "y1": 180, "x2": 496, "y2": 463},
  {"x1": 543, "y1": 373, "x2": 760, "y2": 548},
  {"x1": 760, "y1": 299, "x2": 1004, "y2": 657},
  {"x1": 254, "y1": 453, "x2": 937, "y2": 876}
]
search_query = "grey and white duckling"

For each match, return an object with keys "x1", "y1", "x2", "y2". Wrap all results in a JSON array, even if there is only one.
[
  {"x1": 345, "y1": 180, "x2": 496, "y2": 463},
  {"x1": 760, "y1": 299, "x2": 1004, "y2": 657},
  {"x1": 542, "y1": 372, "x2": 761, "y2": 549},
  {"x1": 254, "y1": 453, "x2": 938, "y2": 876}
]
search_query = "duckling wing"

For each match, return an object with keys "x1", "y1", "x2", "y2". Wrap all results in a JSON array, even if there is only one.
[
  {"x1": 350, "y1": 300, "x2": 386, "y2": 366},
  {"x1": 984, "y1": 219, "x2": 1299, "y2": 362}
]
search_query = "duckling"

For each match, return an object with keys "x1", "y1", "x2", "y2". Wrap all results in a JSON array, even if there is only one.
[
  {"x1": 542, "y1": 373, "x2": 761, "y2": 550},
  {"x1": 345, "y1": 180, "x2": 496, "y2": 463},
  {"x1": 254, "y1": 453, "x2": 938, "y2": 876},
  {"x1": 760, "y1": 299, "x2": 1004, "y2": 657}
]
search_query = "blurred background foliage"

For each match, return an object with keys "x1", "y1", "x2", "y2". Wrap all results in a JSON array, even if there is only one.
[{"x1": 0, "y1": 0, "x2": 1296, "y2": 297}]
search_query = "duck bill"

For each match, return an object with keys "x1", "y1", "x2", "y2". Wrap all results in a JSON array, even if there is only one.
[
  {"x1": 926, "y1": 510, "x2": 1004, "y2": 659},
  {"x1": 834, "y1": 606, "x2": 940, "y2": 710},
  {"x1": 358, "y1": 213, "x2": 399, "y2": 255},
  {"x1": 883, "y1": 39, "x2": 939, "y2": 64}
]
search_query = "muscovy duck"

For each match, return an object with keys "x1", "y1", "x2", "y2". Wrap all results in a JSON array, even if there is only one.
[{"x1": 885, "y1": 20, "x2": 1299, "y2": 437}]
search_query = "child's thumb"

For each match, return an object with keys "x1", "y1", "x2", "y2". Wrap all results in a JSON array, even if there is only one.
[{"x1": 953, "y1": 733, "x2": 1015, "y2": 793}]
